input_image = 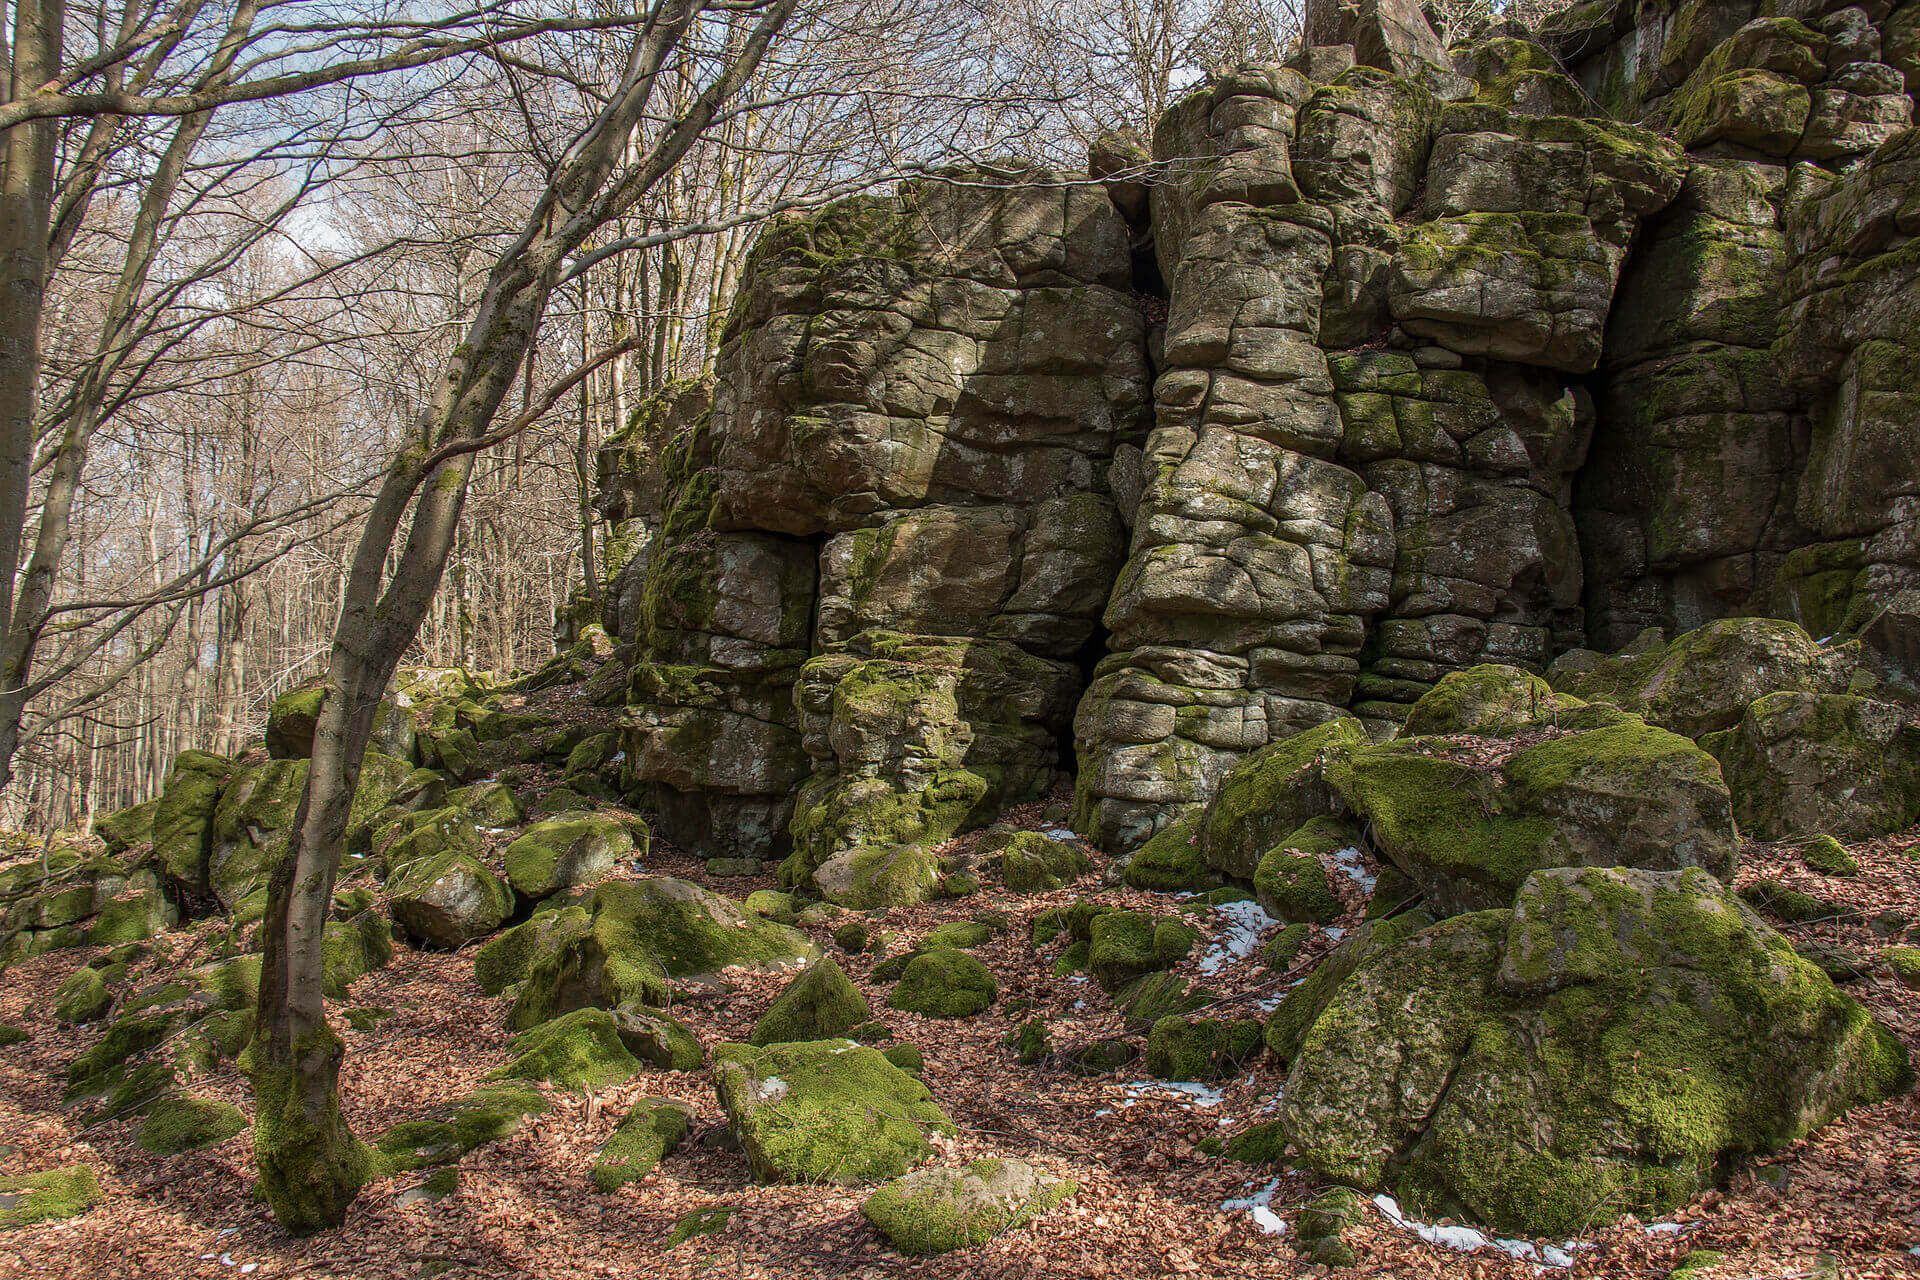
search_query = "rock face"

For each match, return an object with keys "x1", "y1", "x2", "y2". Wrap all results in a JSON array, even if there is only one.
[
  {"x1": 591, "y1": 0, "x2": 1920, "y2": 867},
  {"x1": 1279, "y1": 867, "x2": 1912, "y2": 1238}
]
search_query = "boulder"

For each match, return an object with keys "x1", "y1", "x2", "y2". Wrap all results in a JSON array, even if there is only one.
[
  {"x1": 889, "y1": 949, "x2": 997, "y2": 1017},
  {"x1": 503, "y1": 811, "x2": 633, "y2": 901},
  {"x1": 712, "y1": 1039, "x2": 954, "y2": 1183},
  {"x1": 591, "y1": 1097, "x2": 694, "y2": 1192},
  {"x1": 750, "y1": 956, "x2": 867, "y2": 1044},
  {"x1": 1705, "y1": 692, "x2": 1920, "y2": 840},
  {"x1": 998, "y1": 832, "x2": 1093, "y2": 893},
  {"x1": 387, "y1": 851, "x2": 512, "y2": 949},
  {"x1": 507, "y1": 878, "x2": 814, "y2": 1028},
  {"x1": 1334, "y1": 709, "x2": 1739, "y2": 914},
  {"x1": 861, "y1": 1158, "x2": 1074, "y2": 1255},
  {"x1": 1280, "y1": 867, "x2": 1911, "y2": 1238},
  {"x1": 488, "y1": 1007, "x2": 642, "y2": 1090}
]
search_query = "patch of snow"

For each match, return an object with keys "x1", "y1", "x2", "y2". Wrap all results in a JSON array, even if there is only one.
[
  {"x1": 609, "y1": 751, "x2": 626, "y2": 765},
  {"x1": 1072, "y1": 999, "x2": 1086, "y2": 1010},
  {"x1": 756, "y1": 1076, "x2": 789, "y2": 1103},
  {"x1": 1645, "y1": 1223, "x2": 1686, "y2": 1235},
  {"x1": 1323, "y1": 925, "x2": 1347, "y2": 944},
  {"x1": 1117, "y1": 1080, "x2": 1226, "y2": 1108},
  {"x1": 1197, "y1": 899, "x2": 1279, "y2": 974},
  {"x1": 1040, "y1": 825, "x2": 1078, "y2": 841},
  {"x1": 1223, "y1": 1176, "x2": 1290, "y2": 1234},
  {"x1": 1327, "y1": 844, "x2": 1377, "y2": 893},
  {"x1": 1373, "y1": 1195, "x2": 1581, "y2": 1271},
  {"x1": 480, "y1": 827, "x2": 513, "y2": 835}
]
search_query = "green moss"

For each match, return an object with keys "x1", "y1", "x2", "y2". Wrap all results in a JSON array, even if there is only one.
[
  {"x1": 321, "y1": 914, "x2": 392, "y2": 999},
  {"x1": 1088, "y1": 911, "x2": 1159, "y2": 991},
  {"x1": 1153, "y1": 919, "x2": 1201, "y2": 967},
  {"x1": 1365, "y1": 867, "x2": 1421, "y2": 918},
  {"x1": 1118, "y1": 971, "x2": 1212, "y2": 1029},
  {"x1": 923, "y1": 921, "x2": 992, "y2": 951},
  {"x1": 711, "y1": 1039, "x2": 954, "y2": 1183},
  {"x1": 1224, "y1": 1120, "x2": 1288, "y2": 1166},
  {"x1": 751, "y1": 957, "x2": 867, "y2": 1045},
  {"x1": 882, "y1": 1043, "x2": 925, "y2": 1073},
  {"x1": 859, "y1": 1157, "x2": 1073, "y2": 1255},
  {"x1": 1052, "y1": 939, "x2": 1090, "y2": 978},
  {"x1": 889, "y1": 949, "x2": 996, "y2": 1018},
  {"x1": 1671, "y1": 1249, "x2": 1725, "y2": 1278},
  {"x1": 488, "y1": 1008, "x2": 641, "y2": 1091},
  {"x1": 1799, "y1": 834, "x2": 1860, "y2": 877},
  {"x1": 503, "y1": 812, "x2": 633, "y2": 901},
  {"x1": 373, "y1": 1084, "x2": 549, "y2": 1173},
  {"x1": 1265, "y1": 913, "x2": 1435, "y2": 1062},
  {"x1": 342, "y1": 1006, "x2": 392, "y2": 1033},
  {"x1": 1401, "y1": 665, "x2": 1576, "y2": 738},
  {"x1": 1199, "y1": 718, "x2": 1368, "y2": 881},
  {"x1": 475, "y1": 908, "x2": 591, "y2": 996},
  {"x1": 55, "y1": 966, "x2": 112, "y2": 1024},
  {"x1": 833, "y1": 921, "x2": 870, "y2": 953},
  {"x1": 444, "y1": 781, "x2": 524, "y2": 828},
  {"x1": 590, "y1": 1098, "x2": 692, "y2": 1192},
  {"x1": 1144, "y1": 1016, "x2": 1262, "y2": 1081},
  {"x1": 1263, "y1": 923, "x2": 1310, "y2": 972},
  {"x1": 1029, "y1": 908, "x2": 1066, "y2": 948},
  {"x1": 508, "y1": 878, "x2": 813, "y2": 1028},
  {"x1": 1886, "y1": 947, "x2": 1920, "y2": 990},
  {"x1": 999, "y1": 832, "x2": 1093, "y2": 893},
  {"x1": 0, "y1": 1023, "x2": 28, "y2": 1047},
  {"x1": 1008, "y1": 1018, "x2": 1049, "y2": 1065},
  {"x1": 1253, "y1": 817, "x2": 1351, "y2": 925},
  {"x1": 136, "y1": 1093, "x2": 247, "y2": 1153},
  {"x1": 1740, "y1": 880, "x2": 1832, "y2": 923},
  {"x1": 665, "y1": 1205, "x2": 731, "y2": 1248},
  {"x1": 0, "y1": 1165, "x2": 101, "y2": 1227}
]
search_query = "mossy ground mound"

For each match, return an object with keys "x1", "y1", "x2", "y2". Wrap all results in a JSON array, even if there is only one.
[
  {"x1": 750, "y1": 957, "x2": 867, "y2": 1044},
  {"x1": 712, "y1": 1039, "x2": 954, "y2": 1184},
  {"x1": 860, "y1": 1158, "x2": 1073, "y2": 1254},
  {"x1": 590, "y1": 1098, "x2": 693, "y2": 1192},
  {"x1": 0, "y1": 1165, "x2": 101, "y2": 1228},
  {"x1": 135, "y1": 1093, "x2": 247, "y2": 1153},
  {"x1": 888, "y1": 949, "x2": 996, "y2": 1018}
]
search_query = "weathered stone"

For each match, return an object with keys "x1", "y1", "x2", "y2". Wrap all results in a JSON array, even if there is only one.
[
  {"x1": 861, "y1": 1158, "x2": 1074, "y2": 1254},
  {"x1": 1705, "y1": 692, "x2": 1920, "y2": 840},
  {"x1": 1280, "y1": 867, "x2": 1911, "y2": 1238}
]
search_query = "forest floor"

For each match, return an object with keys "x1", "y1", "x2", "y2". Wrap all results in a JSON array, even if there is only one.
[{"x1": 2, "y1": 686, "x2": 1918, "y2": 1279}]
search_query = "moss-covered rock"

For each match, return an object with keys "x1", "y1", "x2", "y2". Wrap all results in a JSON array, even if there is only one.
[
  {"x1": 1144, "y1": 1016, "x2": 1262, "y2": 1081},
  {"x1": 1335, "y1": 713, "x2": 1738, "y2": 915},
  {"x1": 1253, "y1": 817, "x2": 1352, "y2": 925},
  {"x1": 1706, "y1": 692, "x2": 1920, "y2": 841},
  {"x1": 1799, "y1": 834, "x2": 1860, "y2": 877},
  {"x1": 712, "y1": 1039, "x2": 954, "y2": 1184},
  {"x1": 861, "y1": 1158, "x2": 1073, "y2": 1254},
  {"x1": 1280, "y1": 866, "x2": 1912, "y2": 1239},
  {"x1": 1061, "y1": 1037, "x2": 1138, "y2": 1075},
  {"x1": 1007, "y1": 1018, "x2": 1049, "y2": 1065},
  {"x1": 1740, "y1": 879, "x2": 1833, "y2": 923},
  {"x1": 372, "y1": 1084, "x2": 549, "y2": 1173},
  {"x1": 507, "y1": 878, "x2": 813, "y2": 1029},
  {"x1": 883, "y1": 1043, "x2": 925, "y2": 1073},
  {"x1": 504, "y1": 811, "x2": 633, "y2": 901},
  {"x1": 97, "y1": 799, "x2": 157, "y2": 854},
  {"x1": 135, "y1": 1093, "x2": 247, "y2": 1153},
  {"x1": 1295, "y1": 1186, "x2": 1371, "y2": 1267},
  {"x1": 922, "y1": 921, "x2": 992, "y2": 951},
  {"x1": 1123, "y1": 815, "x2": 1210, "y2": 891},
  {"x1": 0, "y1": 1023, "x2": 28, "y2": 1047},
  {"x1": 609, "y1": 1004, "x2": 704, "y2": 1071},
  {"x1": 751, "y1": 957, "x2": 867, "y2": 1044},
  {"x1": 322, "y1": 912, "x2": 393, "y2": 999},
  {"x1": 1552, "y1": 618, "x2": 1847, "y2": 738},
  {"x1": 889, "y1": 950, "x2": 996, "y2": 1017},
  {"x1": 1088, "y1": 910, "x2": 1159, "y2": 991},
  {"x1": 590, "y1": 1097, "x2": 693, "y2": 1191},
  {"x1": 999, "y1": 832, "x2": 1093, "y2": 893},
  {"x1": 54, "y1": 965, "x2": 112, "y2": 1024},
  {"x1": 808, "y1": 842, "x2": 941, "y2": 908},
  {"x1": 474, "y1": 908, "x2": 591, "y2": 996},
  {"x1": 1263, "y1": 922, "x2": 1311, "y2": 972},
  {"x1": 444, "y1": 780, "x2": 523, "y2": 829},
  {"x1": 387, "y1": 850, "x2": 512, "y2": 949},
  {"x1": 832, "y1": 921, "x2": 870, "y2": 953},
  {"x1": 151, "y1": 749, "x2": 234, "y2": 890},
  {"x1": 1888, "y1": 947, "x2": 1920, "y2": 990},
  {"x1": 488, "y1": 1007, "x2": 641, "y2": 1090},
  {"x1": 1401, "y1": 665, "x2": 1582, "y2": 738},
  {"x1": 0, "y1": 1165, "x2": 101, "y2": 1227},
  {"x1": 665, "y1": 1205, "x2": 732, "y2": 1248},
  {"x1": 1265, "y1": 912, "x2": 1436, "y2": 1062},
  {"x1": 1198, "y1": 718, "x2": 1370, "y2": 881}
]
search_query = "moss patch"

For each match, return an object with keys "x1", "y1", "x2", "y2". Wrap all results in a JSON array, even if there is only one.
[
  {"x1": 136, "y1": 1093, "x2": 247, "y2": 1153},
  {"x1": 751, "y1": 957, "x2": 867, "y2": 1045},
  {"x1": 0, "y1": 1165, "x2": 101, "y2": 1228},
  {"x1": 889, "y1": 950, "x2": 996, "y2": 1018},
  {"x1": 860, "y1": 1158, "x2": 1073, "y2": 1255}
]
